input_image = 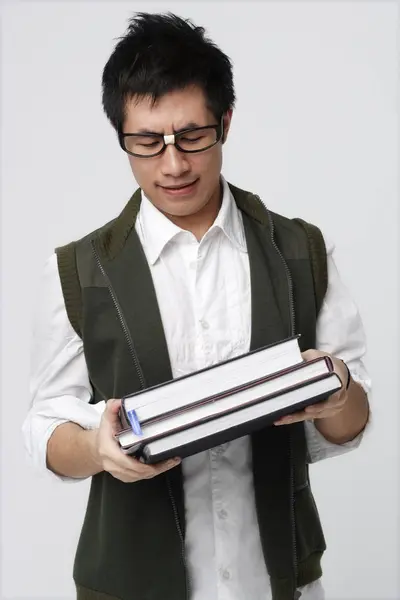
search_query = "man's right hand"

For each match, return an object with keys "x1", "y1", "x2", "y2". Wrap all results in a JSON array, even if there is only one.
[{"x1": 94, "y1": 398, "x2": 181, "y2": 483}]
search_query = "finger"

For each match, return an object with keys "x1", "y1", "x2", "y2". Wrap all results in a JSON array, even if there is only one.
[
  {"x1": 109, "y1": 469, "x2": 142, "y2": 483},
  {"x1": 274, "y1": 398, "x2": 334, "y2": 424},
  {"x1": 102, "y1": 399, "x2": 123, "y2": 429},
  {"x1": 105, "y1": 447, "x2": 151, "y2": 473},
  {"x1": 153, "y1": 457, "x2": 182, "y2": 474},
  {"x1": 313, "y1": 408, "x2": 341, "y2": 420},
  {"x1": 302, "y1": 405, "x2": 343, "y2": 421},
  {"x1": 110, "y1": 457, "x2": 181, "y2": 482},
  {"x1": 274, "y1": 411, "x2": 310, "y2": 425},
  {"x1": 305, "y1": 394, "x2": 346, "y2": 415},
  {"x1": 305, "y1": 400, "x2": 331, "y2": 414},
  {"x1": 113, "y1": 449, "x2": 180, "y2": 476},
  {"x1": 104, "y1": 398, "x2": 122, "y2": 416},
  {"x1": 301, "y1": 349, "x2": 325, "y2": 361},
  {"x1": 136, "y1": 457, "x2": 181, "y2": 479}
]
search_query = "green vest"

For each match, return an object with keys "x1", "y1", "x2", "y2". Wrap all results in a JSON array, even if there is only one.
[{"x1": 56, "y1": 182, "x2": 328, "y2": 600}]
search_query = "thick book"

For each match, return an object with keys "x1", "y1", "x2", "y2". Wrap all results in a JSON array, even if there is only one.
[
  {"x1": 139, "y1": 373, "x2": 341, "y2": 463},
  {"x1": 115, "y1": 336, "x2": 342, "y2": 462},
  {"x1": 119, "y1": 335, "x2": 304, "y2": 430}
]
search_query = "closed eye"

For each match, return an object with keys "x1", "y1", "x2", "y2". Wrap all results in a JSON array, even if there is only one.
[
  {"x1": 180, "y1": 136, "x2": 204, "y2": 143},
  {"x1": 138, "y1": 141, "x2": 160, "y2": 148}
]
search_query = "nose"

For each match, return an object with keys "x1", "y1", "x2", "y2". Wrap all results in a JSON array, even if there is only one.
[{"x1": 160, "y1": 145, "x2": 190, "y2": 178}]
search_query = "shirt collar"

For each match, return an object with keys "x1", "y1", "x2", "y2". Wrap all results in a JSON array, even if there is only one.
[
  {"x1": 138, "y1": 190, "x2": 184, "y2": 266},
  {"x1": 212, "y1": 176, "x2": 246, "y2": 252},
  {"x1": 138, "y1": 176, "x2": 247, "y2": 266}
]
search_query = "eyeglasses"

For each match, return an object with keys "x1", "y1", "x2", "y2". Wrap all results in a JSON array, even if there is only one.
[{"x1": 118, "y1": 118, "x2": 224, "y2": 158}]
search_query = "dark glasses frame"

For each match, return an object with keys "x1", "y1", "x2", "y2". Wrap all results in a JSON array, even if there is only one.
[{"x1": 118, "y1": 118, "x2": 224, "y2": 158}]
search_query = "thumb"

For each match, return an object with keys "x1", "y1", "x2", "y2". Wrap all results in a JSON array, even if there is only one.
[
  {"x1": 103, "y1": 398, "x2": 122, "y2": 423},
  {"x1": 301, "y1": 349, "x2": 326, "y2": 361}
]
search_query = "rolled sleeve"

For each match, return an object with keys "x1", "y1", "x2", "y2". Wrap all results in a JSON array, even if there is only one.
[
  {"x1": 304, "y1": 419, "x2": 364, "y2": 463},
  {"x1": 305, "y1": 236, "x2": 371, "y2": 463},
  {"x1": 22, "y1": 253, "x2": 105, "y2": 482}
]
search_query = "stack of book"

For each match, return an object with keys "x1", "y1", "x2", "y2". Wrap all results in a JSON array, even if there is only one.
[{"x1": 115, "y1": 335, "x2": 341, "y2": 463}]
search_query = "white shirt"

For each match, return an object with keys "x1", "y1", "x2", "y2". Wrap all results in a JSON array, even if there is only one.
[{"x1": 23, "y1": 176, "x2": 371, "y2": 600}]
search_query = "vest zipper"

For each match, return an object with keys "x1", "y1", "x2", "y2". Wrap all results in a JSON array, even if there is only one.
[
  {"x1": 289, "y1": 433, "x2": 301, "y2": 600},
  {"x1": 166, "y1": 476, "x2": 192, "y2": 599},
  {"x1": 91, "y1": 240, "x2": 146, "y2": 389},
  {"x1": 92, "y1": 240, "x2": 190, "y2": 598},
  {"x1": 254, "y1": 196, "x2": 300, "y2": 599},
  {"x1": 254, "y1": 196, "x2": 296, "y2": 335}
]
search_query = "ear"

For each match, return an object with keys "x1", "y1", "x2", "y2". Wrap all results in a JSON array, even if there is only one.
[{"x1": 222, "y1": 109, "x2": 233, "y2": 144}]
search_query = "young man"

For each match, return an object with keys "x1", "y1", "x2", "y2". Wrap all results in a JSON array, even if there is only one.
[{"x1": 23, "y1": 12, "x2": 370, "y2": 600}]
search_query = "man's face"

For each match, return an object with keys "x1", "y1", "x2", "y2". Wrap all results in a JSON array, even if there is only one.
[{"x1": 122, "y1": 86, "x2": 232, "y2": 219}]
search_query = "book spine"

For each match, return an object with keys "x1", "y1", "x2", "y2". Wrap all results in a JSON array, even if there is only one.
[
  {"x1": 119, "y1": 399, "x2": 131, "y2": 430},
  {"x1": 139, "y1": 357, "x2": 331, "y2": 426}
]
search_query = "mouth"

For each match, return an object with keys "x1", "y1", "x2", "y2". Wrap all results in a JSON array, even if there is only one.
[{"x1": 159, "y1": 179, "x2": 199, "y2": 196}]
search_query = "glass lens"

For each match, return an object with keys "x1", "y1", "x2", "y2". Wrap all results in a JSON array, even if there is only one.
[
  {"x1": 124, "y1": 135, "x2": 163, "y2": 156},
  {"x1": 176, "y1": 127, "x2": 218, "y2": 152}
]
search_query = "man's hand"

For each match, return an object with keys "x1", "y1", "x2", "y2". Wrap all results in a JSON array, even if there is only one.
[
  {"x1": 93, "y1": 398, "x2": 181, "y2": 483},
  {"x1": 274, "y1": 349, "x2": 349, "y2": 426}
]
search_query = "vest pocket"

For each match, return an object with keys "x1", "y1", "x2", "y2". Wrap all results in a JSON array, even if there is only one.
[
  {"x1": 76, "y1": 584, "x2": 123, "y2": 600},
  {"x1": 294, "y1": 484, "x2": 326, "y2": 564},
  {"x1": 294, "y1": 480, "x2": 309, "y2": 493}
]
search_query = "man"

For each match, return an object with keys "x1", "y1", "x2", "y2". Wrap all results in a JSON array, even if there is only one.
[{"x1": 23, "y1": 12, "x2": 370, "y2": 600}]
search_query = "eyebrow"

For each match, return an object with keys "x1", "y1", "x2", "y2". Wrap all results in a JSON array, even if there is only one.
[{"x1": 134, "y1": 122, "x2": 201, "y2": 135}]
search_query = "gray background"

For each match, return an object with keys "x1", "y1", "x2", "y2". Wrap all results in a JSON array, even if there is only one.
[{"x1": 1, "y1": 1, "x2": 399, "y2": 598}]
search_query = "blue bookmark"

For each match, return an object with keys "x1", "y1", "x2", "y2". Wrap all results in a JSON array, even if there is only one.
[{"x1": 126, "y1": 409, "x2": 143, "y2": 436}]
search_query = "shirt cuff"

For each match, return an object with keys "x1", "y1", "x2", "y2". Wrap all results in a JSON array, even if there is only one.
[
  {"x1": 22, "y1": 399, "x2": 106, "y2": 483},
  {"x1": 304, "y1": 418, "x2": 366, "y2": 464}
]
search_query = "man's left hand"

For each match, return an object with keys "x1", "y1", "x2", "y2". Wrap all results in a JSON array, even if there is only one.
[{"x1": 274, "y1": 349, "x2": 350, "y2": 426}]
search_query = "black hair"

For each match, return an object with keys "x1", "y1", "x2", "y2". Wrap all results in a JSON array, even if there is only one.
[{"x1": 101, "y1": 12, "x2": 236, "y2": 132}]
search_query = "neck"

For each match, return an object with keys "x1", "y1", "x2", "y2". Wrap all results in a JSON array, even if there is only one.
[{"x1": 163, "y1": 181, "x2": 223, "y2": 241}]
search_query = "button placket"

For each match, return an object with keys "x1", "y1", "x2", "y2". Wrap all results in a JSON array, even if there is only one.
[
  {"x1": 210, "y1": 450, "x2": 228, "y2": 591},
  {"x1": 200, "y1": 318, "x2": 210, "y2": 329},
  {"x1": 192, "y1": 244, "x2": 205, "y2": 357},
  {"x1": 218, "y1": 508, "x2": 228, "y2": 520},
  {"x1": 209, "y1": 448, "x2": 234, "y2": 596},
  {"x1": 193, "y1": 243, "x2": 215, "y2": 361}
]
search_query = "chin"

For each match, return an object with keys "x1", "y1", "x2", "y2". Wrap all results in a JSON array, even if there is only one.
[{"x1": 162, "y1": 199, "x2": 206, "y2": 218}]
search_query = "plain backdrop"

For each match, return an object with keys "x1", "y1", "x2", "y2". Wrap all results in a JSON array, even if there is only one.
[{"x1": 1, "y1": 1, "x2": 399, "y2": 599}]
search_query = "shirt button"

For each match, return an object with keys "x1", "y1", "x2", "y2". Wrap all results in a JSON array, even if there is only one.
[
  {"x1": 221, "y1": 569, "x2": 231, "y2": 580},
  {"x1": 216, "y1": 444, "x2": 226, "y2": 456},
  {"x1": 218, "y1": 508, "x2": 228, "y2": 519},
  {"x1": 200, "y1": 319, "x2": 209, "y2": 329},
  {"x1": 211, "y1": 444, "x2": 226, "y2": 459}
]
